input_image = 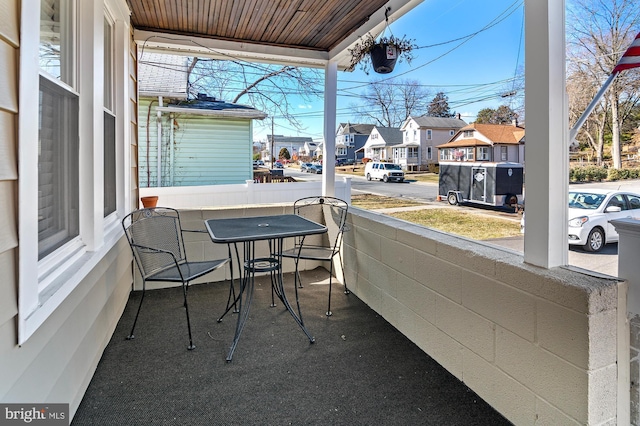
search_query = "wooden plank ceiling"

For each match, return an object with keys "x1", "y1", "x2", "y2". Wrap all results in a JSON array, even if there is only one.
[{"x1": 126, "y1": 0, "x2": 390, "y2": 52}]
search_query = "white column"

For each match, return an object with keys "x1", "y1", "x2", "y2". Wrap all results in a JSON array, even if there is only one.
[
  {"x1": 323, "y1": 60, "x2": 338, "y2": 197},
  {"x1": 523, "y1": 0, "x2": 568, "y2": 268}
]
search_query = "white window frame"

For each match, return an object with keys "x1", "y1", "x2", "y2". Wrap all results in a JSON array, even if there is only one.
[
  {"x1": 427, "y1": 146, "x2": 432, "y2": 160},
  {"x1": 336, "y1": 146, "x2": 347, "y2": 156},
  {"x1": 17, "y1": 0, "x2": 130, "y2": 345},
  {"x1": 426, "y1": 129, "x2": 432, "y2": 140},
  {"x1": 477, "y1": 146, "x2": 490, "y2": 160},
  {"x1": 500, "y1": 146, "x2": 508, "y2": 161}
]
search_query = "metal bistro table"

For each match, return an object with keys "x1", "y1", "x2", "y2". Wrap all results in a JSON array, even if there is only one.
[{"x1": 205, "y1": 214, "x2": 327, "y2": 361}]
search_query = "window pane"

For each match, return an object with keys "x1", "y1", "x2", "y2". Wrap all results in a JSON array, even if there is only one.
[
  {"x1": 104, "y1": 17, "x2": 112, "y2": 110},
  {"x1": 39, "y1": 76, "x2": 79, "y2": 259},
  {"x1": 40, "y1": 0, "x2": 74, "y2": 84},
  {"x1": 104, "y1": 111, "x2": 116, "y2": 217}
]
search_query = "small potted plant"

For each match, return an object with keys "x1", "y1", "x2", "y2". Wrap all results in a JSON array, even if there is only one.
[{"x1": 347, "y1": 33, "x2": 417, "y2": 74}]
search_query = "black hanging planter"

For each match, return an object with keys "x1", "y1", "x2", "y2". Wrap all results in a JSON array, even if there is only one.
[{"x1": 370, "y1": 43, "x2": 398, "y2": 74}]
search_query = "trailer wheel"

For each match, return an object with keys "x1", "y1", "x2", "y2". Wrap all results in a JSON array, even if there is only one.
[
  {"x1": 447, "y1": 193, "x2": 458, "y2": 205},
  {"x1": 505, "y1": 194, "x2": 518, "y2": 207}
]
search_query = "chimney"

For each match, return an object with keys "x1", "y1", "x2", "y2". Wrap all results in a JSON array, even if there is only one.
[
  {"x1": 456, "y1": 113, "x2": 461, "y2": 120},
  {"x1": 512, "y1": 118, "x2": 518, "y2": 127}
]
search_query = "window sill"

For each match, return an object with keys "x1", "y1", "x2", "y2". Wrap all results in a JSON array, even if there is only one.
[{"x1": 19, "y1": 223, "x2": 124, "y2": 345}]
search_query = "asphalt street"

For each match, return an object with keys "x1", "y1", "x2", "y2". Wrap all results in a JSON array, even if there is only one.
[{"x1": 285, "y1": 167, "x2": 640, "y2": 278}]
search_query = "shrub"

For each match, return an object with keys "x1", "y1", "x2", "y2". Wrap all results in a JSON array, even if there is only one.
[{"x1": 362, "y1": 158, "x2": 372, "y2": 164}]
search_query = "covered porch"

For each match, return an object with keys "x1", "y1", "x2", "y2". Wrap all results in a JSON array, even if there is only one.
[{"x1": 1, "y1": 0, "x2": 636, "y2": 425}]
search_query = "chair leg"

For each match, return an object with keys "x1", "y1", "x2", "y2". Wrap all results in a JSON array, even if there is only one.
[
  {"x1": 326, "y1": 262, "x2": 334, "y2": 317},
  {"x1": 182, "y1": 282, "x2": 196, "y2": 350},
  {"x1": 219, "y1": 245, "x2": 239, "y2": 322},
  {"x1": 339, "y1": 252, "x2": 350, "y2": 295},
  {"x1": 126, "y1": 285, "x2": 146, "y2": 340}
]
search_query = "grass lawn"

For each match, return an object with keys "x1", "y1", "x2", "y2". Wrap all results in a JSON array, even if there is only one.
[{"x1": 352, "y1": 194, "x2": 521, "y2": 240}]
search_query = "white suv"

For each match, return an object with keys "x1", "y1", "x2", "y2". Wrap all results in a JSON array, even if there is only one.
[{"x1": 364, "y1": 162, "x2": 405, "y2": 183}]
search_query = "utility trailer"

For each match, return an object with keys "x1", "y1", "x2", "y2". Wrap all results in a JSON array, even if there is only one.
[{"x1": 438, "y1": 162, "x2": 524, "y2": 208}]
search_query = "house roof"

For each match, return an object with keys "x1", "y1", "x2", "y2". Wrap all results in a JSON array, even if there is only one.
[
  {"x1": 339, "y1": 123, "x2": 376, "y2": 135},
  {"x1": 459, "y1": 123, "x2": 525, "y2": 144},
  {"x1": 127, "y1": 0, "x2": 423, "y2": 70},
  {"x1": 138, "y1": 52, "x2": 189, "y2": 97},
  {"x1": 158, "y1": 97, "x2": 267, "y2": 119},
  {"x1": 410, "y1": 116, "x2": 468, "y2": 129},
  {"x1": 374, "y1": 126, "x2": 403, "y2": 146}
]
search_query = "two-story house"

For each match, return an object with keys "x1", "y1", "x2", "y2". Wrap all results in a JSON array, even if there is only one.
[
  {"x1": 360, "y1": 126, "x2": 404, "y2": 162},
  {"x1": 398, "y1": 115, "x2": 468, "y2": 171},
  {"x1": 335, "y1": 123, "x2": 375, "y2": 163},
  {"x1": 437, "y1": 121, "x2": 525, "y2": 164}
]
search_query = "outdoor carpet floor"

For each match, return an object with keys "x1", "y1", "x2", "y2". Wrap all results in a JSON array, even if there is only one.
[{"x1": 72, "y1": 268, "x2": 512, "y2": 425}]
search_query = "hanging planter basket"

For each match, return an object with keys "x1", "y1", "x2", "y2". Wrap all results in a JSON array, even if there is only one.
[
  {"x1": 141, "y1": 196, "x2": 158, "y2": 208},
  {"x1": 370, "y1": 43, "x2": 398, "y2": 74}
]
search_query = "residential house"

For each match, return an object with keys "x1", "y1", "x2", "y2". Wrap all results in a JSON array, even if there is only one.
[
  {"x1": 299, "y1": 141, "x2": 319, "y2": 160},
  {"x1": 399, "y1": 115, "x2": 467, "y2": 171},
  {"x1": 1, "y1": 1, "x2": 627, "y2": 424},
  {"x1": 437, "y1": 121, "x2": 525, "y2": 163},
  {"x1": 335, "y1": 123, "x2": 375, "y2": 163},
  {"x1": 361, "y1": 126, "x2": 403, "y2": 162},
  {"x1": 267, "y1": 134, "x2": 313, "y2": 162},
  {"x1": 139, "y1": 53, "x2": 266, "y2": 186}
]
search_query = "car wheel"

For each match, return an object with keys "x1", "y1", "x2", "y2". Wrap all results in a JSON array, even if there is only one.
[
  {"x1": 366, "y1": 173, "x2": 371, "y2": 181},
  {"x1": 583, "y1": 227, "x2": 605, "y2": 252},
  {"x1": 383, "y1": 175, "x2": 389, "y2": 183},
  {"x1": 447, "y1": 193, "x2": 458, "y2": 205}
]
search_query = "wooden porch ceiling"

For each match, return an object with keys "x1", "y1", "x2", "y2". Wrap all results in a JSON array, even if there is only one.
[{"x1": 126, "y1": 0, "x2": 423, "y2": 68}]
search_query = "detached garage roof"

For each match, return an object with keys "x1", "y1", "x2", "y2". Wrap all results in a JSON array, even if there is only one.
[{"x1": 157, "y1": 96, "x2": 267, "y2": 120}]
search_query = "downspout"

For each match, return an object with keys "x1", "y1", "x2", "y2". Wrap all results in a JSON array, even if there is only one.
[
  {"x1": 169, "y1": 113, "x2": 175, "y2": 186},
  {"x1": 157, "y1": 96, "x2": 163, "y2": 187},
  {"x1": 145, "y1": 99, "x2": 156, "y2": 187}
]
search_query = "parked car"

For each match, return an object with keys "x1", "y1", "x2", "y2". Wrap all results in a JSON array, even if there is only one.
[
  {"x1": 308, "y1": 164, "x2": 323, "y2": 174},
  {"x1": 274, "y1": 161, "x2": 284, "y2": 168},
  {"x1": 567, "y1": 189, "x2": 640, "y2": 252},
  {"x1": 300, "y1": 162, "x2": 312, "y2": 172},
  {"x1": 364, "y1": 161, "x2": 405, "y2": 183}
]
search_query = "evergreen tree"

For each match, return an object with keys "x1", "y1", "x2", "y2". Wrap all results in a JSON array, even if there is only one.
[{"x1": 427, "y1": 92, "x2": 455, "y2": 117}]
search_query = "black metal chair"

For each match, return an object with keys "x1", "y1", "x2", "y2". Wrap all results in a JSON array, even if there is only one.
[
  {"x1": 122, "y1": 207, "x2": 232, "y2": 350},
  {"x1": 280, "y1": 196, "x2": 349, "y2": 316}
]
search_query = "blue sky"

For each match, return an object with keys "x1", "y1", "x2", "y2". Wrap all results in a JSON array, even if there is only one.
[{"x1": 255, "y1": 0, "x2": 525, "y2": 142}]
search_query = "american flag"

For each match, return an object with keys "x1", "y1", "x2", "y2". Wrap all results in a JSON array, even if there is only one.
[{"x1": 612, "y1": 32, "x2": 640, "y2": 73}]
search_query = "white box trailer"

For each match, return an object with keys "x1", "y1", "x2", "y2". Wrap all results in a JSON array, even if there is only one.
[{"x1": 438, "y1": 162, "x2": 524, "y2": 208}]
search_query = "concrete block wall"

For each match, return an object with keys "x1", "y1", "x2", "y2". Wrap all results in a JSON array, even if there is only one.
[{"x1": 344, "y1": 208, "x2": 622, "y2": 425}]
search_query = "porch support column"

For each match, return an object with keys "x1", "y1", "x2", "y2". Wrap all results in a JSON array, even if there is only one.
[
  {"x1": 523, "y1": 0, "x2": 568, "y2": 268},
  {"x1": 323, "y1": 60, "x2": 338, "y2": 197}
]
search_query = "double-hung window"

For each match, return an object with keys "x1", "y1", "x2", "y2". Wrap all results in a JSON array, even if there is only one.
[
  {"x1": 104, "y1": 15, "x2": 116, "y2": 217},
  {"x1": 478, "y1": 147, "x2": 490, "y2": 160},
  {"x1": 38, "y1": 0, "x2": 79, "y2": 259}
]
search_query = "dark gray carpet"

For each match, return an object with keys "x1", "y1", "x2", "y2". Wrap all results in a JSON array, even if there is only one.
[{"x1": 72, "y1": 268, "x2": 512, "y2": 425}]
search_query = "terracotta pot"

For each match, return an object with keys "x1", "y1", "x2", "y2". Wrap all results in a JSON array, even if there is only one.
[
  {"x1": 141, "y1": 196, "x2": 158, "y2": 208},
  {"x1": 370, "y1": 44, "x2": 398, "y2": 74}
]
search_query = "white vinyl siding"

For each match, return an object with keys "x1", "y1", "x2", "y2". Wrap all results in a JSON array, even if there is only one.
[{"x1": 138, "y1": 99, "x2": 253, "y2": 187}]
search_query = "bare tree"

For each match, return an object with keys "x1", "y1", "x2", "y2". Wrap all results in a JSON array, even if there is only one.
[
  {"x1": 187, "y1": 58, "x2": 323, "y2": 133},
  {"x1": 567, "y1": 69, "x2": 609, "y2": 164},
  {"x1": 567, "y1": 0, "x2": 640, "y2": 168},
  {"x1": 352, "y1": 79, "x2": 432, "y2": 127}
]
